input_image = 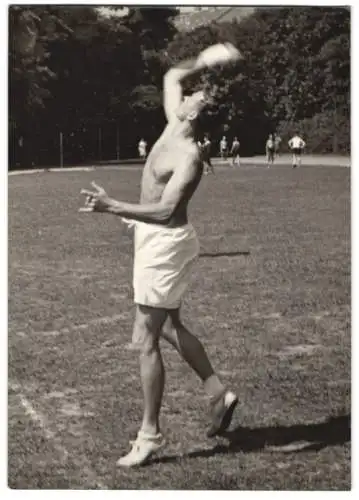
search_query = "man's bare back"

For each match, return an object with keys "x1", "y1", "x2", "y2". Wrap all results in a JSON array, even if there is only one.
[{"x1": 140, "y1": 127, "x2": 203, "y2": 228}]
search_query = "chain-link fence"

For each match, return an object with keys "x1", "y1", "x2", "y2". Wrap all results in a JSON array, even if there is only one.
[{"x1": 9, "y1": 122, "x2": 150, "y2": 170}]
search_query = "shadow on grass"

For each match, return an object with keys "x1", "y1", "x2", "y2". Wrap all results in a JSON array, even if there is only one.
[
  {"x1": 199, "y1": 251, "x2": 250, "y2": 258},
  {"x1": 152, "y1": 414, "x2": 350, "y2": 464}
]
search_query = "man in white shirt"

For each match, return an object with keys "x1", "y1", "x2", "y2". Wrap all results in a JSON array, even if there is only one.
[
  {"x1": 138, "y1": 138, "x2": 147, "y2": 159},
  {"x1": 288, "y1": 134, "x2": 306, "y2": 168}
]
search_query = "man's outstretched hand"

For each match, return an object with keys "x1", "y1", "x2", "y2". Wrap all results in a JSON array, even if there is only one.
[{"x1": 79, "y1": 181, "x2": 111, "y2": 213}]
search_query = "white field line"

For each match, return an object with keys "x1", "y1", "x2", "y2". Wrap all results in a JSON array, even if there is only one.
[
  {"x1": 8, "y1": 167, "x2": 96, "y2": 175},
  {"x1": 16, "y1": 312, "x2": 131, "y2": 338},
  {"x1": 11, "y1": 384, "x2": 68, "y2": 461},
  {"x1": 8, "y1": 166, "x2": 140, "y2": 175},
  {"x1": 9, "y1": 381, "x2": 107, "y2": 489},
  {"x1": 14, "y1": 307, "x2": 349, "y2": 339}
]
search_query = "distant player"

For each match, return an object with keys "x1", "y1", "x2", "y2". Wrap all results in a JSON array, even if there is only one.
[
  {"x1": 288, "y1": 133, "x2": 306, "y2": 168},
  {"x1": 201, "y1": 136, "x2": 214, "y2": 175},
  {"x1": 230, "y1": 137, "x2": 240, "y2": 167},
  {"x1": 274, "y1": 134, "x2": 281, "y2": 156},
  {"x1": 266, "y1": 134, "x2": 275, "y2": 168},
  {"x1": 219, "y1": 136, "x2": 228, "y2": 160},
  {"x1": 138, "y1": 138, "x2": 147, "y2": 159}
]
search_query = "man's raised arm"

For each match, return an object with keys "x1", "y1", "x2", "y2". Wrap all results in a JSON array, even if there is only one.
[{"x1": 163, "y1": 43, "x2": 242, "y2": 122}]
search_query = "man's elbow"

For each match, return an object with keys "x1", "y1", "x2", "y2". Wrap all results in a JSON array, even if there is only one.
[
  {"x1": 164, "y1": 67, "x2": 186, "y2": 86},
  {"x1": 155, "y1": 202, "x2": 176, "y2": 224}
]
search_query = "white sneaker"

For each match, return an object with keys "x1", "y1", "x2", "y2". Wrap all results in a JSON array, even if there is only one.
[
  {"x1": 207, "y1": 391, "x2": 238, "y2": 437},
  {"x1": 116, "y1": 431, "x2": 165, "y2": 467}
]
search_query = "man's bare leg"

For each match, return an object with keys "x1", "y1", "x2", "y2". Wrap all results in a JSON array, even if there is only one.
[
  {"x1": 292, "y1": 152, "x2": 297, "y2": 168},
  {"x1": 161, "y1": 312, "x2": 218, "y2": 387},
  {"x1": 161, "y1": 310, "x2": 238, "y2": 437},
  {"x1": 205, "y1": 159, "x2": 215, "y2": 175},
  {"x1": 117, "y1": 305, "x2": 167, "y2": 467}
]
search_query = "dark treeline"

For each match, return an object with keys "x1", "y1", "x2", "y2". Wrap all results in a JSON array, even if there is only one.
[{"x1": 9, "y1": 6, "x2": 350, "y2": 169}]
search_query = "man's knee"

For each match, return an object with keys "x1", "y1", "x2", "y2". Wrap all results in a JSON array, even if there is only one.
[{"x1": 132, "y1": 305, "x2": 167, "y2": 352}]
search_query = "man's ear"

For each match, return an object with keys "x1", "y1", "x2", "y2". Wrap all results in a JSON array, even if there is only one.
[{"x1": 187, "y1": 110, "x2": 199, "y2": 121}]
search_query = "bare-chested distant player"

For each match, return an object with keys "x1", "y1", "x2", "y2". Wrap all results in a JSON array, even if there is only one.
[{"x1": 80, "y1": 43, "x2": 242, "y2": 467}]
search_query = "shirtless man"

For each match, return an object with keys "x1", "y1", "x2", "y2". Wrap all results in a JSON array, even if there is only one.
[
  {"x1": 80, "y1": 43, "x2": 241, "y2": 467},
  {"x1": 219, "y1": 135, "x2": 228, "y2": 160}
]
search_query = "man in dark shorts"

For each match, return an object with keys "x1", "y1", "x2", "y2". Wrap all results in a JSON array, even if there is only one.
[
  {"x1": 201, "y1": 136, "x2": 214, "y2": 174},
  {"x1": 219, "y1": 135, "x2": 228, "y2": 160},
  {"x1": 230, "y1": 136, "x2": 240, "y2": 167}
]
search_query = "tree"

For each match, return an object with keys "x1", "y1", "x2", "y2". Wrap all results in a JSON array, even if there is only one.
[
  {"x1": 9, "y1": 5, "x2": 350, "y2": 168},
  {"x1": 9, "y1": 6, "x2": 180, "y2": 167},
  {"x1": 9, "y1": 6, "x2": 73, "y2": 167}
]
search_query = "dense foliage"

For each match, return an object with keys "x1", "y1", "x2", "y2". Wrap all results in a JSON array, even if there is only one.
[{"x1": 9, "y1": 6, "x2": 350, "y2": 168}]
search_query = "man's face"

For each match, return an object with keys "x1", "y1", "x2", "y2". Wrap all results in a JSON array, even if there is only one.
[{"x1": 177, "y1": 89, "x2": 214, "y2": 122}]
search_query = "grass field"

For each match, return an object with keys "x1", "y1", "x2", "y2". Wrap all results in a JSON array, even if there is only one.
[{"x1": 8, "y1": 164, "x2": 350, "y2": 490}]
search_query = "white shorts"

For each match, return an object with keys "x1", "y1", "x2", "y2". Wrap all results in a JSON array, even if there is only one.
[{"x1": 133, "y1": 222, "x2": 200, "y2": 309}]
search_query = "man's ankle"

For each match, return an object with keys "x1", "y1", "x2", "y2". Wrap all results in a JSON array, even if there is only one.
[
  {"x1": 139, "y1": 425, "x2": 160, "y2": 438},
  {"x1": 204, "y1": 374, "x2": 226, "y2": 401}
]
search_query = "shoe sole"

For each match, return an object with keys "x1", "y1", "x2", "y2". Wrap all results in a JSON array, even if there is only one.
[
  {"x1": 117, "y1": 449, "x2": 157, "y2": 468},
  {"x1": 117, "y1": 441, "x2": 165, "y2": 468},
  {"x1": 207, "y1": 397, "x2": 238, "y2": 438}
]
